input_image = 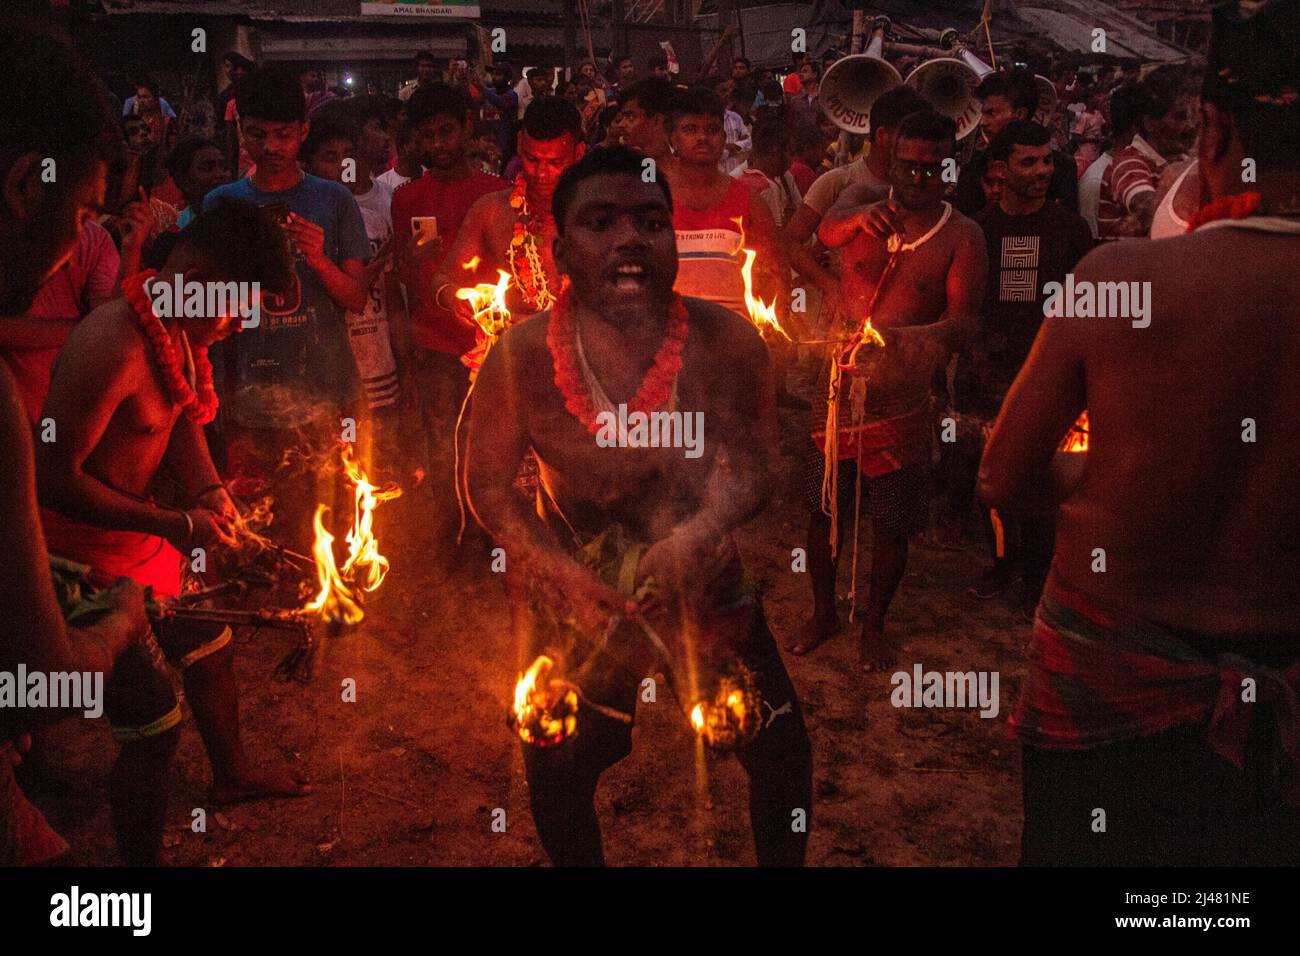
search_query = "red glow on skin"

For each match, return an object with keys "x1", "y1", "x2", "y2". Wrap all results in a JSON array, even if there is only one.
[{"x1": 518, "y1": 132, "x2": 581, "y2": 206}]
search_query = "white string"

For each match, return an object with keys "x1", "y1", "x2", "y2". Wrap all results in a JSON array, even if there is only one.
[{"x1": 573, "y1": 318, "x2": 678, "y2": 445}]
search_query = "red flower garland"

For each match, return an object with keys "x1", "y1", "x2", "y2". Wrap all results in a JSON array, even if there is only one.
[
  {"x1": 122, "y1": 269, "x2": 219, "y2": 425},
  {"x1": 1186, "y1": 191, "x2": 1262, "y2": 232},
  {"x1": 507, "y1": 175, "x2": 554, "y2": 310},
  {"x1": 547, "y1": 286, "x2": 689, "y2": 436}
]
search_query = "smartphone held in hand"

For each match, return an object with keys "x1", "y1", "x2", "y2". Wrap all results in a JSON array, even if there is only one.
[{"x1": 411, "y1": 216, "x2": 438, "y2": 245}]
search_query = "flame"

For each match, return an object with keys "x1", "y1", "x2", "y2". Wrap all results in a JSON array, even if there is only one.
[
  {"x1": 837, "y1": 316, "x2": 886, "y2": 372},
  {"x1": 1059, "y1": 411, "x2": 1089, "y2": 453},
  {"x1": 511, "y1": 655, "x2": 578, "y2": 747},
  {"x1": 338, "y1": 444, "x2": 402, "y2": 591},
  {"x1": 455, "y1": 269, "x2": 514, "y2": 338},
  {"x1": 731, "y1": 216, "x2": 790, "y2": 341},
  {"x1": 301, "y1": 445, "x2": 401, "y2": 624},
  {"x1": 303, "y1": 505, "x2": 364, "y2": 625},
  {"x1": 690, "y1": 703, "x2": 705, "y2": 732},
  {"x1": 461, "y1": 255, "x2": 481, "y2": 271},
  {"x1": 691, "y1": 673, "x2": 761, "y2": 750},
  {"x1": 858, "y1": 318, "x2": 886, "y2": 349}
]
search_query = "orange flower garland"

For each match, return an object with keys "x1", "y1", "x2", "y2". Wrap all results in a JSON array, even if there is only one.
[
  {"x1": 507, "y1": 175, "x2": 555, "y2": 311},
  {"x1": 122, "y1": 269, "x2": 219, "y2": 425},
  {"x1": 546, "y1": 285, "x2": 689, "y2": 435}
]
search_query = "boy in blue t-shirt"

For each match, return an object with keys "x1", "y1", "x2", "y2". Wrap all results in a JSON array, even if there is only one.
[
  {"x1": 204, "y1": 67, "x2": 370, "y2": 431},
  {"x1": 205, "y1": 66, "x2": 370, "y2": 550}
]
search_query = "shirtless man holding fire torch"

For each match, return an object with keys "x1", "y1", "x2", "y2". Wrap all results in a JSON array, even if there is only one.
[
  {"x1": 428, "y1": 97, "x2": 585, "y2": 324},
  {"x1": 36, "y1": 202, "x2": 311, "y2": 864},
  {"x1": 466, "y1": 147, "x2": 811, "y2": 866},
  {"x1": 800, "y1": 111, "x2": 986, "y2": 669}
]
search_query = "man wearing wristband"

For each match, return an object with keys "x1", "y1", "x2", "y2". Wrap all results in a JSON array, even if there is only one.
[{"x1": 36, "y1": 202, "x2": 311, "y2": 865}]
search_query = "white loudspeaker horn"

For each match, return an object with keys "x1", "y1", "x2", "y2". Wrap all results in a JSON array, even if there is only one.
[
  {"x1": 817, "y1": 16, "x2": 903, "y2": 135},
  {"x1": 1034, "y1": 74, "x2": 1058, "y2": 126},
  {"x1": 904, "y1": 30, "x2": 993, "y2": 141}
]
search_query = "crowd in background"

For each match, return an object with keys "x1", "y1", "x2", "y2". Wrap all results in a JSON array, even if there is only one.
[{"x1": 32, "y1": 40, "x2": 1207, "y2": 613}]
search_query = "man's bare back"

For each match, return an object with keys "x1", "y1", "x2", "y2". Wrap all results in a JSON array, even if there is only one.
[{"x1": 988, "y1": 229, "x2": 1300, "y2": 633}]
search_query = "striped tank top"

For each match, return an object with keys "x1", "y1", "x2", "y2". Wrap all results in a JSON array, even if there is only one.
[{"x1": 672, "y1": 177, "x2": 752, "y2": 317}]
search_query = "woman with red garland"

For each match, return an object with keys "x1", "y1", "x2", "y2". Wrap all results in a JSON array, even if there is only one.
[
  {"x1": 466, "y1": 146, "x2": 812, "y2": 867},
  {"x1": 35, "y1": 201, "x2": 311, "y2": 866}
]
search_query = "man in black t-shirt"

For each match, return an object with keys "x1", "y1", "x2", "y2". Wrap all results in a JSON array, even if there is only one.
[
  {"x1": 957, "y1": 121, "x2": 1091, "y2": 608},
  {"x1": 953, "y1": 71, "x2": 1079, "y2": 217}
]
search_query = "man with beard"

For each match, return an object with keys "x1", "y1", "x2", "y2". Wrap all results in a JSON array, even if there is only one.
[
  {"x1": 958, "y1": 122, "x2": 1091, "y2": 611},
  {"x1": 466, "y1": 146, "x2": 811, "y2": 866},
  {"x1": 798, "y1": 111, "x2": 986, "y2": 668},
  {"x1": 389, "y1": 84, "x2": 506, "y2": 532},
  {"x1": 38, "y1": 202, "x2": 310, "y2": 863},
  {"x1": 300, "y1": 66, "x2": 338, "y2": 118}
]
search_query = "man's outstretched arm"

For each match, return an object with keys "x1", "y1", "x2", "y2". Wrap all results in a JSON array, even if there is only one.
[{"x1": 428, "y1": 192, "x2": 493, "y2": 319}]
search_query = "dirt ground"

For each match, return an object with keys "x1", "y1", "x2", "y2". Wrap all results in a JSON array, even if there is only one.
[{"x1": 30, "y1": 397, "x2": 1031, "y2": 867}]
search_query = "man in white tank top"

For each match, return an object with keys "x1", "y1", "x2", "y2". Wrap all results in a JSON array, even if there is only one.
[{"x1": 1149, "y1": 158, "x2": 1198, "y2": 239}]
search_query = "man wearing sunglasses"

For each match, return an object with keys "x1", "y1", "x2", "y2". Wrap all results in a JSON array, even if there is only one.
[{"x1": 803, "y1": 110, "x2": 986, "y2": 671}]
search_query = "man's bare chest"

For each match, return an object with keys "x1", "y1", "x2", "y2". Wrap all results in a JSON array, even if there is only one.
[
  {"x1": 844, "y1": 246, "x2": 951, "y2": 323},
  {"x1": 115, "y1": 375, "x2": 180, "y2": 442}
]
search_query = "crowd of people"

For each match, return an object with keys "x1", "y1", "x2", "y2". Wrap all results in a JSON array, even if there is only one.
[{"x1": 2, "y1": 0, "x2": 1298, "y2": 869}]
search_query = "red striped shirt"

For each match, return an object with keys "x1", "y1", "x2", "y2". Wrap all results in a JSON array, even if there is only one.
[{"x1": 1096, "y1": 136, "x2": 1165, "y2": 240}]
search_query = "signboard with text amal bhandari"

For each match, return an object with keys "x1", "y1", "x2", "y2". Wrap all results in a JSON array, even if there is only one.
[{"x1": 360, "y1": 1, "x2": 481, "y2": 18}]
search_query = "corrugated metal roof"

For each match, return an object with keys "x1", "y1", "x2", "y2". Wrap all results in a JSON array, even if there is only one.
[
  {"x1": 98, "y1": 0, "x2": 255, "y2": 13},
  {"x1": 1017, "y1": 0, "x2": 1192, "y2": 60},
  {"x1": 97, "y1": 0, "x2": 560, "y2": 17}
]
